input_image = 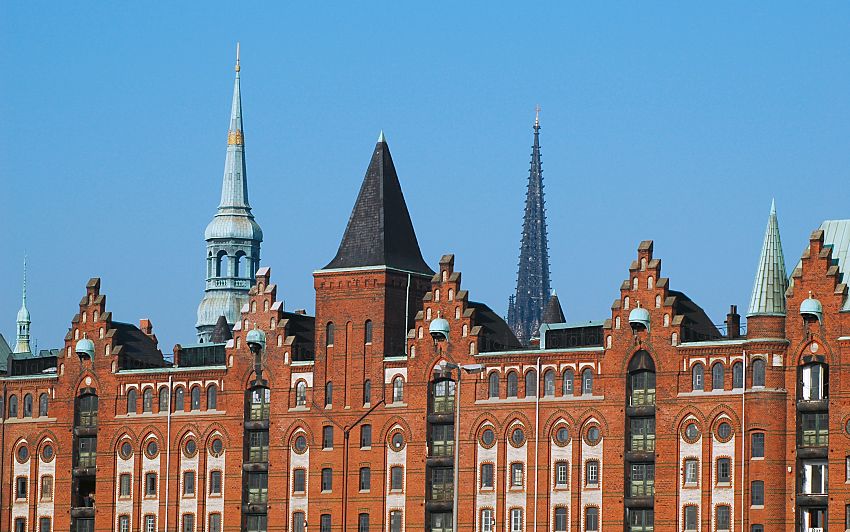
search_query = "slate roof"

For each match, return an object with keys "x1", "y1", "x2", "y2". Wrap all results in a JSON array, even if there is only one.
[
  {"x1": 323, "y1": 136, "x2": 433, "y2": 275},
  {"x1": 210, "y1": 315, "x2": 233, "y2": 343},
  {"x1": 540, "y1": 292, "x2": 566, "y2": 324},
  {"x1": 0, "y1": 334, "x2": 11, "y2": 372},
  {"x1": 468, "y1": 301, "x2": 522, "y2": 352},
  {"x1": 669, "y1": 290, "x2": 722, "y2": 342},
  {"x1": 111, "y1": 321, "x2": 167, "y2": 370}
]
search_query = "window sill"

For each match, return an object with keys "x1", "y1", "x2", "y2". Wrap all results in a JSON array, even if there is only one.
[
  {"x1": 321, "y1": 490, "x2": 332, "y2": 494},
  {"x1": 750, "y1": 457, "x2": 764, "y2": 461},
  {"x1": 750, "y1": 505, "x2": 764, "y2": 509},
  {"x1": 682, "y1": 483, "x2": 699, "y2": 489},
  {"x1": 361, "y1": 446, "x2": 372, "y2": 451},
  {"x1": 716, "y1": 482, "x2": 732, "y2": 487},
  {"x1": 386, "y1": 402, "x2": 408, "y2": 408},
  {"x1": 359, "y1": 489, "x2": 370, "y2": 494},
  {"x1": 553, "y1": 485, "x2": 569, "y2": 490}
]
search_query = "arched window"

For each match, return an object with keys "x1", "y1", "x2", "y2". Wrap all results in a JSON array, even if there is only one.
[
  {"x1": 363, "y1": 380, "x2": 371, "y2": 405},
  {"x1": 295, "y1": 381, "x2": 307, "y2": 406},
  {"x1": 392, "y1": 377, "x2": 404, "y2": 403},
  {"x1": 656, "y1": 295, "x2": 662, "y2": 308},
  {"x1": 582, "y1": 369, "x2": 594, "y2": 395},
  {"x1": 628, "y1": 351, "x2": 656, "y2": 406},
  {"x1": 325, "y1": 382, "x2": 333, "y2": 407},
  {"x1": 455, "y1": 307, "x2": 460, "y2": 319},
  {"x1": 23, "y1": 394, "x2": 33, "y2": 417},
  {"x1": 364, "y1": 320, "x2": 373, "y2": 344},
  {"x1": 174, "y1": 387, "x2": 185, "y2": 411},
  {"x1": 543, "y1": 370, "x2": 556, "y2": 396},
  {"x1": 732, "y1": 362, "x2": 743, "y2": 389},
  {"x1": 615, "y1": 316, "x2": 621, "y2": 329},
  {"x1": 462, "y1": 324, "x2": 468, "y2": 337},
  {"x1": 507, "y1": 372, "x2": 519, "y2": 398},
  {"x1": 249, "y1": 387, "x2": 271, "y2": 420},
  {"x1": 207, "y1": 385, "x2": 218, "y2": 409},
  {"x1": 432, "y1": 379, "x2": 456, "y2": 413},
  {"x1": 127, "y1": 389, "x2": 138, "y2": 414},
  {"x1": 488, "y1": 373, "x2": 500, "y2": 398},
  {"x1": 143, "y1": 388, "x2": 153, "y2": 412},
  {"x1": 752, "y1": 359, "x2": 766, "y2": 387},
  {"x1": 426, "y1": 308, "x2": 432, "y2": 320},
  {"x1": 191, "y1": 387, "x2": 201, "y2": 410},
  {"x1": 624, "y1": 296, "x2": 630, "y2": 310},
  {"x1": 525, "y1": 369, "x2": 537, "y2": 397},
  {"x1": 159, "y1": 387, "x2": 169, "y2": 412},
  {"x1": 648, "y1": 276, "x2": 654, "y2": 289},
  {"x1": 234, "y1": 251, "x2": 246, "y2": 278},
  {"x1": 692, "y1": 364, "x2": 704, "y2": 391},
  {"x1": 435, "y1": 289, "x2": 440, "y2": 302},
  {"x1": 8, "y1": 395, "x2": 18, "y2": 418},
  {"x1": 215, "y1": 251, "x2": 227, "y2": 277},
  {"x1": 633, "y1": 278, "x2": 639, "y2": 290},
  {"x1": 251, "y1": 301, "x2": 257, "y2": 313},
  {"x1": 800, "y1": 362, "x2": 827, "y2": 400},
  {"x1": 562, "y1": 369, "x2": 574, "y2": 395},
  {"x1": 38, "y1": 393, "x2": 49, "y2": 417},
  {"x1": 448, "y1": 289, "x2": 454, "y2": 301},
  {"x1": 326, "y1": 323, "x2": 334, "y2": 346},
  {"x1": 711, "y1": 363, "x2": 724, "y2": 390}
]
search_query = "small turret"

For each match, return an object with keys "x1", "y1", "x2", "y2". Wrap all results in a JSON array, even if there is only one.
[
  {"x1": 14, "y1": 256, "x2": 31, "y2": 354},
  {"x1": 800, "y1": 291, "x2": 823, "y2": 323}
]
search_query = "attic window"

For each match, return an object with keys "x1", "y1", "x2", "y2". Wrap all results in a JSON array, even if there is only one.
[
  {"x1": 82, "y1": 312, "x2": 87, "y2": 323},
  {"x1": 455, "y1": 307, "x2": 460, "y2": 320},
  {"x1": 462, "y1": 324, "x2": 468, "y2": 337},
  {"x1": 648, "y1": 277, "x2": 654, "y2": 289},
  {"x1": 277, "y1": 335, "x2": 282, "y2": 347},
  {"x1": 251, "y1": 302, "x2": 257, "y2": 313},
  {"x1": 615, "y1": 317, "x2": 621, "y2": 329},
  {"x1": 93, "y1": 311, "x2": 99, "y2": 322},
  {"x1": 448, "y1": 289, "x2": 454, "y2": 301},
  {"x1": 633, "y1": 278, "x2": 639, "y2": 290},
  {"x1": 264, "y1": 301, "x2": 269, "y2": 312},
  {"x1": 442, "y1": 271, "x2": 447, "y2": 282},
  {"x1": 104, "y1": 344, "x2": 110, "y2": 356},
  {"x1": 435, "y1": 289, "x2": 440, "y2": 302},
  {"x1": 427, "y1": 308, "x2": 432, "y2": 320},
  {"x1": 641, "y1": 258, "x2": 647, "y2": 270},
  {"x1": 624, "y1": 297, "x2": 630, "y2": 310},
  {"x1": 664, "y1": 314, "x2": 670, "y2": 327},
  {"x1": 655, "y1": 295, "x2": 661, "y2": 308}
]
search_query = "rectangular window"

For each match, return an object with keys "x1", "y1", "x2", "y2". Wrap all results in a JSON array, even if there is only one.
[
  {"x1": 246, "y1": 515, "x2": 267, "y2": 532},
  {"x1": 358, "y1": 513, "x2": 369, "y2": 532},
  {"x1": 390, "y1": 511, "x2": 402, "y2": 532},
  {"x1": 39, "y1": 518, "x2": 51, "y2": 532},
  {"x1": 511, "y1": 462, "x2": 523, "y2": 488},
  {"x1": 751, "y1": 526, "x2": 764, "y2": 532},
  {"x1": 801, "y1": 412, "x2": 829, "y2": 446},
  {"x1": 430, "y1": 467, "x2": 453, "y2": 501},
  {"x1": 390, "y1": 466, "x2": 403, "y2": 491},
  {"x1": 293, "y1": 468, "x2": 306, "y2": 493},
  {"x1": 751, "y1": 433, "x2": 765, "y2": 458},
  {"x1": 630, "y1": 417, "x2": 656, "y2": 451},
  {"x1": 77, "y1": 436, "x2": 97, "y2": 468},
  {"x1": 555, "y1": 461, "x2": 568, "y2": 487},
  {"x1": 751, "y1": 480, "x2": 764, "y2": 506},
  {"x1": 585, "y1": 507, "x2": 599, "y2": 531},
  {"x1": 846, "y1": 505, "x2": 850, "y2": 531},
  {"x1": 247, "y1": 472, "x2": 268, "y2": 503},
  {"x1": 480, "y1": 509, "x2": 494, "y2": 532},
  {"x1": 145, "y1": 473, "x2": 157, "y2": 496},
  {"x1": 209, "y1": 514, "x2": 221, "y2": 532},
  {"x1": 628, "y1": 509, "x2": 653, "y2": 531},
  {"x1": 510, "y1": 509, "x2": 523, "y2": 532},
  {"x1": 322, "y1": 467, "x2": 333, "y2": 491},
  {"x1": 717, "y1": 458, "x2": 731, "y2": 483},
  {"x1": 481, "y1": 463, "x2": 494, "y2": 489},
  {"x1": 209, "y1": 470, "x2": 222, "y2": 495},
  {"x1": 118, "y1": 516, "x2": 130, "y2": 532},
  {"x1": 293, "y1": 512, "x2": 306, "y2": 532},
  {"x1": 684, "y1": 459, "x2": 698, "y2": 485},
  {"x1": 145, "y1": 516, "x2": 156, "y2": 532},
  {"x1": 40, "y1": 475, "x2": 53, "y2": 501},
  {"x1": 554, "y1": 507, "x2": 568, "y2": 531},
  {"x1": 801, "y1": 460, "x2": 828, "y2": 494},
  {"x1": 684, "y1": 506, "x2": 697, "y2": 530},
  {"x1": 14, "y1": 519, "x2": 25, "y2": 532},
  {"x1": 359, "y1": 467, "x2": 371, "y2": 491},
  {"x1": 15, "y1": 477, "x2": 26, "y2": 499},
  {"x1": 322, "y1": 426, "x2": 333, "y2": 449},
  {"x1": 431, "y1": 424, "x2": 455, "y2": 457},
  {"x1": 361, "y1": 424, "x2": 372, "y2": 448},
  {"x1": 119, "y1": 473, "x2": 131, "y2": 497},
  {"x1": 183, "y1": 471, "x2": 195, "y2": 496},
  {"x1": 182, "y1": 514, "x2": 194, "y2": 532},
  {"x1": 716, "y1": 505, "x2": 730, "y2": 531},
  {"x1": 586, "y1": 460, "x2": 599, "y2": 486},
  {"x1": 320, "y1": 514, "x2": 332, "y2": 532},
  {"x1": 248, "y1": 430, "x2": 270, "y2": 462},
  {"x1": 629, "y1": 463, "x2": 655, "y2": 497}
]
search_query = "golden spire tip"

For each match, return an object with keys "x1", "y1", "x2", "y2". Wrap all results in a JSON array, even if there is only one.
[
  {"x1": 235, "y1": 42, "x2": 241, "y2": 72},
  {"x1": 535, "y1": 104, "x2": 541, "y2": 127}
]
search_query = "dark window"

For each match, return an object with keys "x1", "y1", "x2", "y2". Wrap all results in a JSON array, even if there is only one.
[
  {"x1": 716, "y1": 505, "x2": 730, "y2": 530},
  {"x1": 293, "y1": 512, "x2": 306, "y2": 532},
  {"x1": 628, "y1": 509, "x2": 653, "y2": 532},
  {"x1": 481, "y1": 463, "x2": 494, "y2": 488},
  {"x1": 364, "y1": 320, "x2": 373, "y2": 344},
  {"x1": 488, "y1": 372, "x2": 499, "y2": 398},
  {"x1": 431, "y1": 424, "x2": 454, "y2": 457},
  {"x1": 359, "y1": 467, "x2": 371, "y2": 490},
  {"x1": 326, "y1": 323, "x2": 334, "y2": 346},
  {"x1": 390, "y1": 511, "x2": 402, "y2": 532},
  {"x1": 246, "y1": 472, "x2": 268, "y2": 503},
  {"x1": 245, "y1": 515, "x2": 267, "y2": 532},
  {"x1": 582, "y1": 369, "x2": 593, "y2": 394},
  {"x1": 525, "y1": 369, "x2": 537, "y2": 397},
  {"x1": 712, "y1": 363, "x2": 724, "y2": 390},
  {"x1": 752, "y1": 359, "x2": 766, "y2": 387},
  {"x1": 585, "y1": 507, "x2": 599, "y2": 531},
  {"x1": 174, "y1": 387, "x2": 185, "y2": 411},
  {"x1": 507, "y1": 371, "x2": 518, "y2": 397},
  {"x1": 209, "y1": 514, "x2": 221, "y2": 532},
  {"x1": 15, "y1": 477, "x2": 27, "y2": 499},
  {"x1": 432, "y1": 379, "x2": 455, "y2": 413},
  {"x1": 207, "y1": 385, "x2": 217, "y2": 409},
  {"x1": 390, "y1": 466, "x2": 403, "y2": 490},
  {"x1": 629, "y1": 370, "x2": 656, "y2": 406},
  {"x1": 77, "y1": 436, "x2": 96, "y2": 468},
  {"x1": 363, "y1": 380, "x2": 371, "y2": 405},
  {"x1": 751, "y1": 526, "x2": 764, "y2": 532},
  {"x1": 360, "y1": 424, "x2": 372, "y2": 448},
  {"x1": 554, "y1": 508, "x2": 568, "y2": 531},
  {"x1": 159, "y1": 387, "x2": 169, "y2": 412},
  {"x1": 127, "y1": 389, "x2": 137, "y2": 414},
  {"x1": 293, "y1": 469, "x2": 306, "y2": 493},
  {"x1": 751, "y1": 433, "x2": 765, "y2": 458},
  {"x1": 191, "y1": 387, "x2": 201, "y2": 410},
  {"x1": 430, "y1": 467, "x2": 453, "y2": 501},
  {"x1": 320, "y1": 514, "x2": 331, "y2": 532},
  {"x1": 119, "y1": 473, "x2": 131, "y2": 496},
  {"x1": 38, "y1": 393, "x2": 49, "y2": 417},
  {"x1": 182, "y1": 514, "x2": 194, "y2": 532},
  {"x1": 562, "y1": 369, "x2": 574, "y2": 395},
  {"x1": 684, "y1": 506, "x2": 697, "y2": 530},
  {"x1": 321, "y1": 468, "x2": 333, "y2": 491},
  {"x1": 248, "y1": 431, "x2": 269, "y2": 462},
  {"x1": 325, "y1": 382, "x2": 333, "y2": 407},
  {"x1": 629, "y1": 463, "x2": 655, "y2": 497},
  {"x1": 717, "y1": 458, "x2": 731, "y2": 483},
  {"x1": 145, "y1": 473, "x2": 157, "y2": 496},
  {"x1": 630, "y1": 418, "x2": 656, "y2": 451},
  {"x1": 358, "y1": 513, "x2": 370, "y2": 532},
  {"x1": 544, "y1": 370, "x2": 556, "y2": 396},
  {"x1": 209, "y1": 471, "x2": 222, "y2": 495},
  {"x1": 183, "y1": 471, "x2": 195, "y2": 496},
  {"x1": 323, "y1": 426, "x2": 333, "y2": 449},
  {"x1": 751, "y1": 480, "x2": 764, "y2": 505},
  {"x1": 118, "y1": 516, "x2": 130, "y2": 532},
  {"x1": 23, "y1": 394, "x2": 32, "y2": 417},
  {"x1": 8, "y1": 395, "x2": 18, "y2": 418},
  {"x1": 692, "y1": 364, "x2": 704, "y2": 391},
  {"x1": 14, "y1": 519, "x2": 25, "y2": 532},
  {"x1": 732, "y1": 362, "x2": 744, "y2": 388},
  {"x1": 801, "y1": 412, "x2": 829, "y2": 446},
  {"x1": 40, "y1": 475, "x2": 53, "y2": 501}
]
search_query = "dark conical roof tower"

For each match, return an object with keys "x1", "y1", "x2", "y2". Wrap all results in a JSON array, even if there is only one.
[
  {"x1": 324, "y1": 132, "x2": 433, "y2": 275},
  {"x1": 508, "y1": 108, "x2": 552, "y2": 345}
]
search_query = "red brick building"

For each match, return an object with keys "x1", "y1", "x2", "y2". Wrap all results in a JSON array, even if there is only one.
[{"x1": 2, "y1": 59, "x2": 850, "y2": 532}]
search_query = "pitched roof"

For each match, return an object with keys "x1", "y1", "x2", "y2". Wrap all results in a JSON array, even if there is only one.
[
  {"x1": 323, "y1": 135, "x2": 433, "y2": 274},
  {"x1": 210, "y1": 315, "x2": 233, "y2": 343},
  {"x1": 540, "y1": 292, "x2": 566, "y2": 324},
  {"x1": 748, "y1": 200, "x2": 788, "y2": 316},
  {"x1": 792, "y1": 219, "x2": 850, "y2": 311},
  {"x1": 468, "y1": 301, "x2": 522, "y2": 352}
]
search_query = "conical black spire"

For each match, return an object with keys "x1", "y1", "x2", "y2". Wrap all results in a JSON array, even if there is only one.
[
  {"x1": 508, "y1": 109, "x2": 552, "y2": 345},
  {"x1": 540, "y1": 291, "x2": 565, "y2": 325},
  {"x1": 210, "y1": 315, "x2": 233, "y2": 343},
  {"x1": 324, "y1": 133, "x2": 433, "y2": 275}
]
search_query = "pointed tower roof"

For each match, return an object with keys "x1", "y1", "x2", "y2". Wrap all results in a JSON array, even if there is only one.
[
  {"x1": 748, "y1": 199, "x2": 788, "y2": 316},
  {"x1": 210, "y1": 315, "x2": 233, "y2": 343},
  {"x1": 14, "y1": 256, "x2": 31, "y2": 355},
  {"x1": 16, "y1": 256, "x2": 29, "y2": 323},
  {"x1": 323, "y1": 134, "x2": 433, "y2": 274},
  {"x1": 540, "y1": 291, "x2": 566, "y2": 324}
]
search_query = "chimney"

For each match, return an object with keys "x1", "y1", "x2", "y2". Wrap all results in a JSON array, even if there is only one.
[{"x1": 725, "y1": 305, "x2": 741, "y2": 339}]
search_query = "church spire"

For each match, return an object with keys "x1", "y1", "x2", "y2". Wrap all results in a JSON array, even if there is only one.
[
  {"x1": 748, "y1": 199, "x2": 788, "y2": 316},
  {"x1": 508, "y1": 107, "x2": 552, "y2": 345},
  {"x1": 15, "y1": 255, "x2": 31, "y2": 354},
  {"x1": 197, "y1": 44, "x2": 263, "y2": 342}
]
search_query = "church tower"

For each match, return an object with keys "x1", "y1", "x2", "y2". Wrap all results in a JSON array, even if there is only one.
[
  {"x1": 196, "y1": 44, "x2": 263, "y2": 342},
  {"x1": 508, "y1": 108, "x2": 552, "y2": 345},
  {"x1": 14, "y1": 256, "x2": 31, "y2": 354}
]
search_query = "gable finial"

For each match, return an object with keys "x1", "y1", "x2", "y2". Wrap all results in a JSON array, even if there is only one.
[{"x1": 235, "y1": 42, "x2": 241, "y2": 73}]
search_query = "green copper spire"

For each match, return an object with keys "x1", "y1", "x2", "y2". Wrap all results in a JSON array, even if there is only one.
[
  {"x1": 14, "y1": 255, "x2": 31, "y2": 354},
  {"x1": 748, "y1": 199, "x2": 788, "y2": 316}
]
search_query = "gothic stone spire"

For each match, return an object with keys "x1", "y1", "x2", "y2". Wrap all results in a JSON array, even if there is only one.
[
  {"x1": 197, "y1": 44, "x2": 263, "y2": 342},
  {"x1": 508, "y1": 108, "x2": 552, "y2": 345},
  {"x1": 748, "y1": 199, "x2": 788, "y2": 316}
]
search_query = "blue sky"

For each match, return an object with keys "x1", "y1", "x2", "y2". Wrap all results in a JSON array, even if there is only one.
[{"x1": 1, "y1": 3, "x2": 849, "y2": 350}]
